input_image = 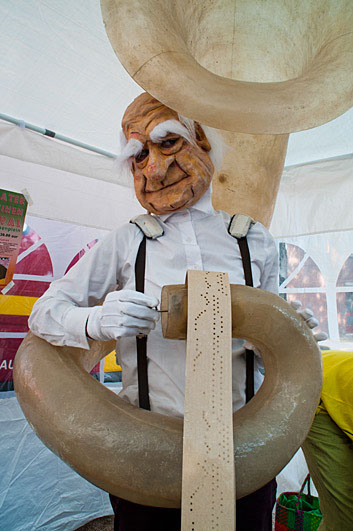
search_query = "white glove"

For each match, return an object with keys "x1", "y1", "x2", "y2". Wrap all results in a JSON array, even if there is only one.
[
  {"x1": 86, "y1": 289, "x2": 159, "y2": 341},
  {"x1": 290, "y1": 300, "x2": 328, "y2": 342}
]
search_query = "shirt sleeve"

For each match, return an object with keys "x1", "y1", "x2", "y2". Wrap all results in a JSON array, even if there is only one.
[
  {"x1": 28, "y1": 229, "x2": 124, "y2": 349},
  {"x1": 259, "y1": 228, "x2": 279, "y2": 295}
]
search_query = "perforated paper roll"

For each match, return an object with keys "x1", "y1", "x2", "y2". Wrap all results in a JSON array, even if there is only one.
[{"x1": 182, "y1": 270, "x2": 235, "y2": 530}]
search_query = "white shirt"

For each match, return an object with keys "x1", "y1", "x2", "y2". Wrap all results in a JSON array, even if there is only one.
[{"x1": 29, "y1": 190, "x2": 278, "y2": 418}]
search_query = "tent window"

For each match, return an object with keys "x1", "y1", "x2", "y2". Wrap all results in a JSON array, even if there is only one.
[
  {"x1": 278, "y1": 242, "x2": 328, "y2": 336},
  {"x1": 336, "y1": 254, "x2": 353, "y2": 341}
]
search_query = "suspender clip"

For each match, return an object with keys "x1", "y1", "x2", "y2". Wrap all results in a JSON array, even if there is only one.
[
  {"x1": 228, "y1": 213, "x2": 254, "y2": 239},
  {"x1": 130, "y1": 214, "x2": 164, "y2": 239}
]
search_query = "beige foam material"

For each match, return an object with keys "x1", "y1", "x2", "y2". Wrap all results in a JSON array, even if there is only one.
[
  {"x1": 101, "y1": 0, "x2": 353, "y2": 135},
  {"x1": 182, "y1": 271, "x2": 235, "y2": 529}
]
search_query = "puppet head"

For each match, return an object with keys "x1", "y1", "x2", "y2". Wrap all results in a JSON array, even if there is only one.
[{"x1": 121, "y1": 93, "x2": 214, "y2": 215}]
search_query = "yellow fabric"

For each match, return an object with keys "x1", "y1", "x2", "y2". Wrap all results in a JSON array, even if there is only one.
[
  {"x1": 0, "y1": 294, "x2": 38, "y2": 315},
  {"x1": 104, "y1": 350, "x2": 121, "y2": 373},
  {"x1": 317, "y1": 350, "x2": 353, "y2": 442}
]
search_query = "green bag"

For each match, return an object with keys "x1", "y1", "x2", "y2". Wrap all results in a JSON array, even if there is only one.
[{"x1": 275, "y1": 474, "x2": 322, "y2": 531}]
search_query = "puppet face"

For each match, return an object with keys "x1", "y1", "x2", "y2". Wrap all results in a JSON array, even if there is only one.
[{"x1": 122, "y1": 94, "x2": 214, "y2": 215}]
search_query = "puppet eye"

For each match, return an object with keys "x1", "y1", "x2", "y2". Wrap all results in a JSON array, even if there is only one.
[
  {"x1": 160, "y1": 137, "x2": 179, "y2": 149},
  {"x1": 135, "y1": 149, "x2": 149, "y2": 163}
]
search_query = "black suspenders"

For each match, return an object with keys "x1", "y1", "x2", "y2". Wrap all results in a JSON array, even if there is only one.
[
  {"x1": 134, "y1": 231, "x2": 255, "y2": 410},
  {"x1": 135, "y1": 236, "x2": 151, "y2": 411},
  {"x1": 237, "y1": 238, "x2": 255, "y2": 403}
]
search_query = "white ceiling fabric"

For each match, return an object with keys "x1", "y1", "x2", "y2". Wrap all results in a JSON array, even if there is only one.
[
  {"x1": 1, "y1": 0, "x2": 353, "y2": 166},
  {"x1": 0, "y1": 0, "x2": 141, "y2": 157},
  {"x1": 0, "y1": 121, "x2": 122, "y2": 185}
]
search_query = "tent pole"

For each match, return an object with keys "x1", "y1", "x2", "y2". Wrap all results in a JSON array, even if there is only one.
[{"x1": 0, "y1": 113, "x2": 117, "y2": 159}]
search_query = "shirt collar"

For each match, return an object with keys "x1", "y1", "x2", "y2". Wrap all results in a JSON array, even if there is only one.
[{"x1": 157, "y1": 185, "x2": 215, "y2": 223}]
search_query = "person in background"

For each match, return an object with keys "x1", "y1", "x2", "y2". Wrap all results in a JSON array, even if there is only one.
[{"x1": 302, "y1": 349, "x2": 353, "y2": 531}]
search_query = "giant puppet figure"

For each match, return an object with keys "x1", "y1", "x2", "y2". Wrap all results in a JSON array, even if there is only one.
[
  {"x1": 14, "y1": 1, "x2": 353, "y2": 531},
  {"x1": 17, "y1": 91, "x2": 323, "y2": 531}
]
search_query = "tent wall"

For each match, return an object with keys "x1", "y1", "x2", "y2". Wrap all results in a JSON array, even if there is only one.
[{"x1": 271, "y1": 155, "x2": 353, "y2": 237}]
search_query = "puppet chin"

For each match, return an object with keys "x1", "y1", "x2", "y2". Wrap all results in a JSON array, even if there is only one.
[{"x1": 140, "y1": 177, "x2": 209, "y2": 214}]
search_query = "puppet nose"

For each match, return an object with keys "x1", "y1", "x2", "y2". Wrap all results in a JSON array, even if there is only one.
[{"x1": 144, "y1": 149, "x2": 173, "y2": 191}]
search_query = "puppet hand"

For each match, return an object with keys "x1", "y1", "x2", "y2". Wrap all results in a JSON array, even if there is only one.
[
  {"x1": 86, "y1": 290, "x2": 159, "y2": 341},
  {"x1": 290, "y1": 300, "x2": 328, "y2": 342}
]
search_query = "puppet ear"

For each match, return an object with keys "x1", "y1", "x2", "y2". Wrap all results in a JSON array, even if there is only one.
[{"x1": 195, "y1": 123, "x2": 211, "y2": 152}]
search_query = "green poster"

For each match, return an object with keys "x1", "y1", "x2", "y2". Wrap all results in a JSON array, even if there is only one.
[{"x1": 0, "y1": 189, "x2": 28, "y2": 287}]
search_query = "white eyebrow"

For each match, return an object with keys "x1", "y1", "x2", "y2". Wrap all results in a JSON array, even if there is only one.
[
  {"x1": 114, "y1": 136, "x2": 144, "y2": 187},
  {"x1": 116, "y1": 118, "x2": 198, "y2": 166},
  {"x1": 117, "y1": 137, "x2": 144, "y2": 164},
  {"x1": 149, "y1": 119, "x2": 197, "y2": 147}
]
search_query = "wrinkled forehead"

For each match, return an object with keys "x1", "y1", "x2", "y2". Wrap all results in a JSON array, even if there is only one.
[{"x1": 122, "y1": 93, "x2": 179, "y2": 142}]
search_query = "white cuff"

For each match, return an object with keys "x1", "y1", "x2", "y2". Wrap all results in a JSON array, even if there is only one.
[
  {"x1": 86, "y1": 306, "x2": 103, "y2": 341},
  {"x1": 63, "y1": 306, "x2": 93, "y2": 349}
]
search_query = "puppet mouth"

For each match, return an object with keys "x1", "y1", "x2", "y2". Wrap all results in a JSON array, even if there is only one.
[
  {"x1": 146, "y1": 175, "x2": 193, "y2": 198},
  {"x1": 148, "y1": 181, "x2": 195, "y2": 212}
]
